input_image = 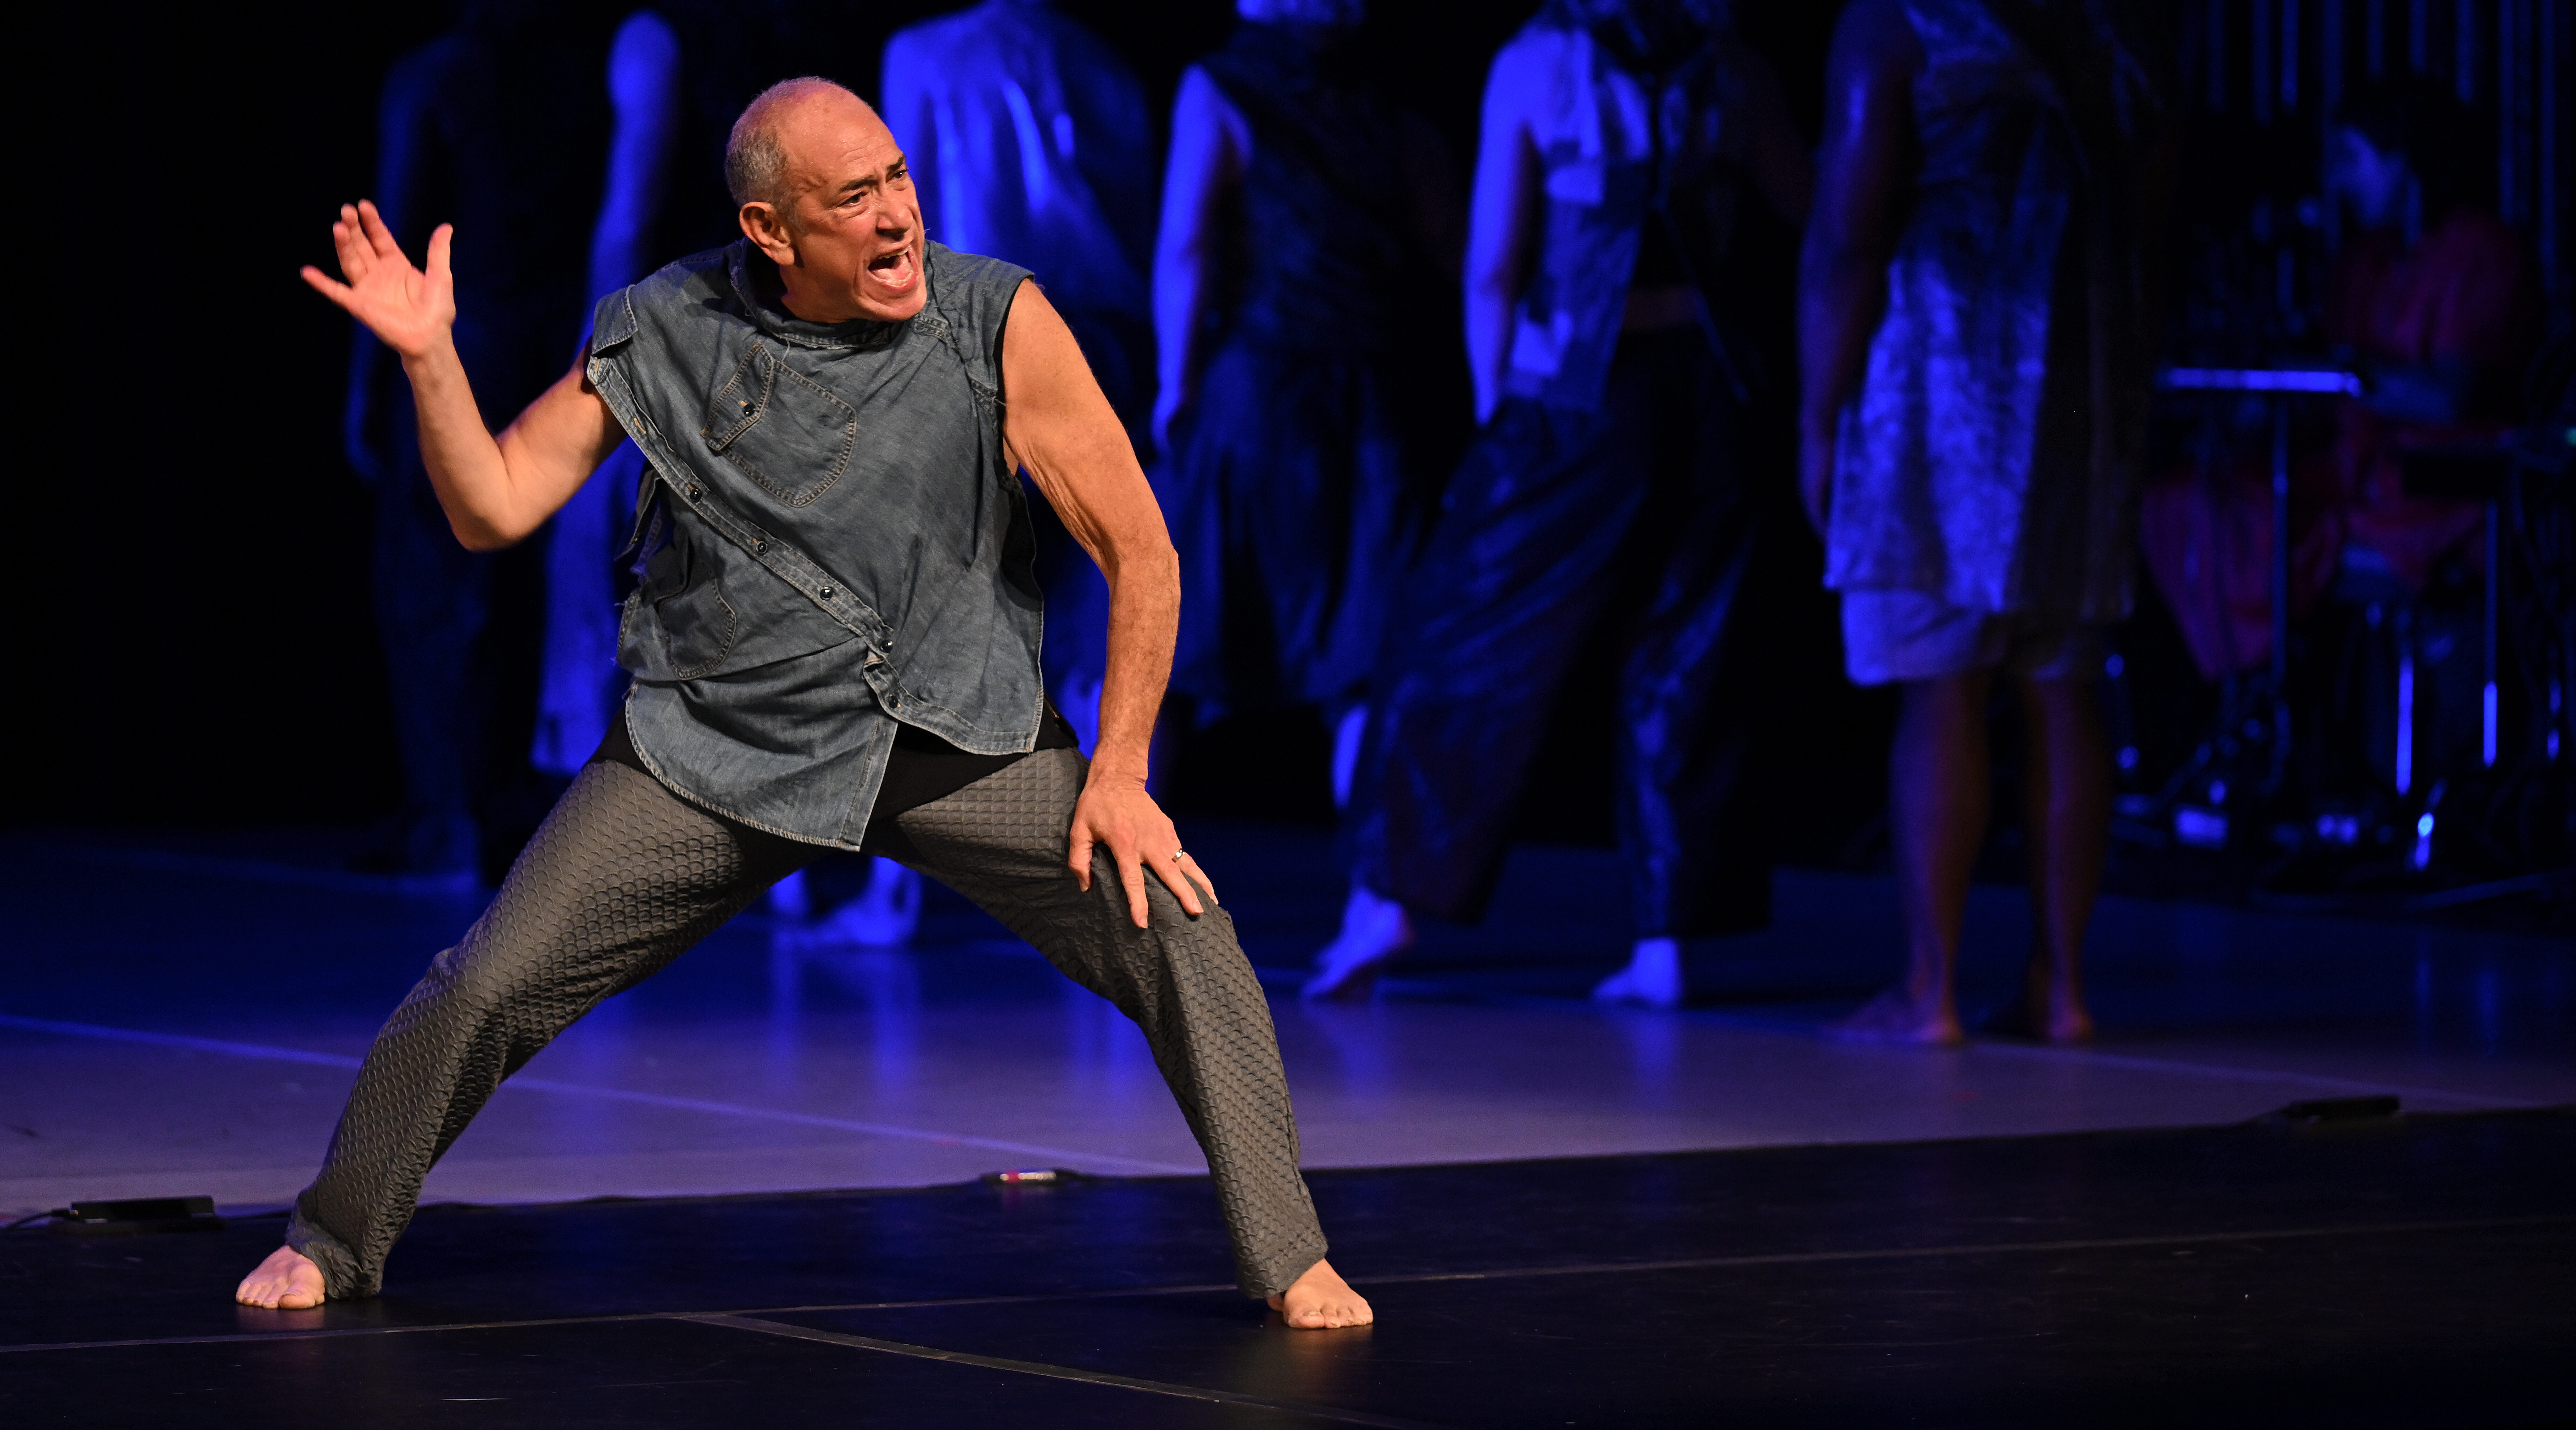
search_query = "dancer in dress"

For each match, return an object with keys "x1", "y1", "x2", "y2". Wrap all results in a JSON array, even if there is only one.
[{"x1": 1801, "y1": 0, "x2": 2166, "y2": 1044}]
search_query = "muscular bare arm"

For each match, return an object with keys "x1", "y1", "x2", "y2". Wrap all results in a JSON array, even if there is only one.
[
  {"x1": 1796, "y1": 0, "x2": 1920, "y2": 535},
  {"x1": 1464, "y1": 41, "x2": 1542, "y2": 425},
  {"x1": 1149, "y1": 66, "x2": 1249, "y2": 452},
  {"x1": 303, "y1": 201, "x2": 627, "y2": 551},
  {"x1": 1003, "y1": 279, "x2": 1213, "y2": 928}
]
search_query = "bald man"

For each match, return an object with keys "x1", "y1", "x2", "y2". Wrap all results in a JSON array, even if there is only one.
[{"x1": 236, "y1": 79, "x2": 1370, "y2": 1330}]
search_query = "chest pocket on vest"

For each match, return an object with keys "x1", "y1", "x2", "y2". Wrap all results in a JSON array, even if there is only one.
[{"x1": 702, "y1": 341, "x2": 858, "y2": 507}]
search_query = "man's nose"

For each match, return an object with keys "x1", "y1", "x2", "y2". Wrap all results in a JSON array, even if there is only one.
[{"x1": 876, "y1": 203, "x2": 912, "y2": 237}]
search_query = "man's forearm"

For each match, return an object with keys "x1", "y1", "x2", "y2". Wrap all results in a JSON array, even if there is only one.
[
  {"x1": 1088, "y1": 544, "x2": 1181, "y2": 785},
  {"x1": 399, "y1": 341, "x2": 521, "y2": 551}
]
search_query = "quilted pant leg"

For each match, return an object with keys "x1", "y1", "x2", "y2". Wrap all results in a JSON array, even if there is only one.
[
  {"x1": 287, "y1": 759, "x2": 806, "y2": 1297},
  {"x1": 883, "y1": 747, "x2": 1329, "y2": 1299}
]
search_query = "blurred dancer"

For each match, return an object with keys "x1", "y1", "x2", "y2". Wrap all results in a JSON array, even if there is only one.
[
  {"x1": 1154, "y1": 0, "x2": 1464, "y2": 797},
  {"x1": 352, "y1": 1, "x2": 609, "y2": 882},
  {"x1": 884, "y1": 0, "x2": 1161, "y2": 751},
  {"x1": 1311, "y1": 0, "x2": 1809, "y2": 1003},
  {"x1": 1800, "y1": 0, "x2": 2165, "y2": 1044}
]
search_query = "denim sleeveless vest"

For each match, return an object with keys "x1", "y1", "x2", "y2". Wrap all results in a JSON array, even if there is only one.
[{"x1": 584, "y1": 240, "x2": 1046, "y2": 846}]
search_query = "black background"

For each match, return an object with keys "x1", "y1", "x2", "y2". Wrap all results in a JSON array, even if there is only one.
[{"x1": 12, "y1": 2, "x2": 1848, "y2": 834}]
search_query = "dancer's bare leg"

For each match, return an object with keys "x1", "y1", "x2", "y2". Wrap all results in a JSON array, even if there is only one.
[
  {"x1": 235, "y1": 1245, "x2": 325, "y2": 1309},
  {"x1": 1304, "y1": 884, "x2": 1413, "y2": 1001},
  {"x1": 1837, "y1": 670, "x2": 1991, "y2": 1045},
  {"x1": 1269, "y1": 1257, "x2": 1374, "y2": 1329},
  {"x1": 2015, "y1": 674, "x2": 2106, "y2": 1042},
  {"x1": 1329, "y1": 704, "x2": 1369, "y2": 812}
]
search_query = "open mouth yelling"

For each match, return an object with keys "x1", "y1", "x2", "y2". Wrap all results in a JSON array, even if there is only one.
[{"x1": 864, "y1": 243, "x2": 920, "y2": 296}]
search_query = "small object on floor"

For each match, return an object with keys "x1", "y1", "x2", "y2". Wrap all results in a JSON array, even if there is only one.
[
  {"x1": 49, "y1": 1196, "x2": 222, "y2": 1237},
  {"x1": 2279, "y1": 1095, "x2": 2402, "y2": 1122},
  {"x1": 981, "y1": 1168, "x2": 1080, "y2": 1185}
]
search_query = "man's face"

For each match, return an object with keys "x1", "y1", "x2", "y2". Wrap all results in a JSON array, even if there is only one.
[{"x1": 754, "y1": 94, "x2": 927, "y2": 323}]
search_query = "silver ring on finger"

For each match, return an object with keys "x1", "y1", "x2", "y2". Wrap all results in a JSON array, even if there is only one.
[{"x1": 1171, "y1": 850, "x2": 1187, "y2": 861}]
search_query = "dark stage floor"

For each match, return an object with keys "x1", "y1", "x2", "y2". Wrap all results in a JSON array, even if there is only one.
[{"x1": 6, "y1": 1107, "x2": 2571, "y2": 1428}]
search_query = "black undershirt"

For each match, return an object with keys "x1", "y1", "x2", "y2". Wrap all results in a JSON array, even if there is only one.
[{"x1": 593, "y1": 705, "x2": 1078, "y2": 849}]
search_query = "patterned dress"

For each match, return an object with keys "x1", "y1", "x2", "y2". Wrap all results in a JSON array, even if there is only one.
[{"x1": 1826, "y1": 0, "x2": 2162, "y2": 627}]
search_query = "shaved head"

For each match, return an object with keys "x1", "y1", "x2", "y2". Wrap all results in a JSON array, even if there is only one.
[
  {"x1": 728, "y1": 77, "x2": 927, "y2": 324},
  {"x1": 726, "y1": 77, "x2": 877, "y2": 213}
]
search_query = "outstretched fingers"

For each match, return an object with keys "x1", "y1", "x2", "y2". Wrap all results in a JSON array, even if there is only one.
[
  {"x1": 331, "y1": 205, "x2": 375, "y2": 285},
  {"x1": 424, "y1": 222, "x2": 454, "y2": 285},
  {"x1": 299, "y1": 265, "x2": 360, "y2": 312},
  {"x1": 354, "y1": 198, "x2": 406, "y2": 263}
]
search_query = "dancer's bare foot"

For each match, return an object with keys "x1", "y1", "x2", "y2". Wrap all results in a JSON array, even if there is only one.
[
  {"x1": 235, "y1": 1245, "x2": 325, "y2": 1309},
  {"x1": 1267, "y1": 1258, "x2": 1373, "y2": 1329},
  {"x1": 1832, "y1": 985, "x2": 1964, "y2": 1046},
  {"x1": 1302, "y1": 886, "x2": 1411, "y2": 1001},
  {"x1": 1593, "y1": 936, "x2": 1685, "y2": 1007},
  {"x1": 2015, "y1": 960, "x2": 2095, "y2": 1043}
]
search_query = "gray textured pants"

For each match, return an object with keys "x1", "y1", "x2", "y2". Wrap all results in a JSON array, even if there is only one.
[{"x1": 287, "y1": 748, "x2": 1326, "y2": 1299}]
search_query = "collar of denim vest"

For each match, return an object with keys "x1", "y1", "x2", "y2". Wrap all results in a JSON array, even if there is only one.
[{"x1": 724, "y1": 241, "x2": 918, "y2": 352}]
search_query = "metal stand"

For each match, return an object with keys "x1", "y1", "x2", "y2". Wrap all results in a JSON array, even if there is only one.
[{"x1": 2135, "y1": 367, "x2": 2360, "y2": 848}]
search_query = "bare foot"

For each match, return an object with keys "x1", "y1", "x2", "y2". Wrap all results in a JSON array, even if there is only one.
[
  {"x1": 1267, "y1": 1258, "x2": 1373, "y2": 1329},
  {"x1": 1302, "y1": 886, "x2": 1411, "y2": 1002},
  {"x1": 1593, "y1": 937, "x2": 1684, "y2": 1007},
  {"x1": 2039, "y1": 996, "x2": 2095, "y2": 1043},
  {"x1": 235, "y1": 1245, "x2": 325, "y2": 1309},
  {"x1": 2021, "y1": 962, "x2": 2095, "y2": 1043},
  {"x1": 1832, "y1": 985, "x2": 1963, "y2": 1046}
]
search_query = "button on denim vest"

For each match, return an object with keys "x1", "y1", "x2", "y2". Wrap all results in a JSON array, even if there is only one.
[{"x1": 585, "y1": 240, "x2": 1047, "y2": 846}]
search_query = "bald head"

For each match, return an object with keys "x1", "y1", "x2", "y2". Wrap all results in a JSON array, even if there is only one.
[
  {"x1": 728, "y1": 76, "x2": 927, "y2": 324},
  {"x1": 725, "y1": 78, "x2": 883, "y2": 213}
]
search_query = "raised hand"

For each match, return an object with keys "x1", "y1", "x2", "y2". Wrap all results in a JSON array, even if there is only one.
[{"x1": 301, "y1": 201, "x2": 455, "y2": 362}]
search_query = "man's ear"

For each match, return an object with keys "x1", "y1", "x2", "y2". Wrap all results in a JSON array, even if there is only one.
[{"x1": 739, "y1": 202, "x2": 798, "y2": 265}]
